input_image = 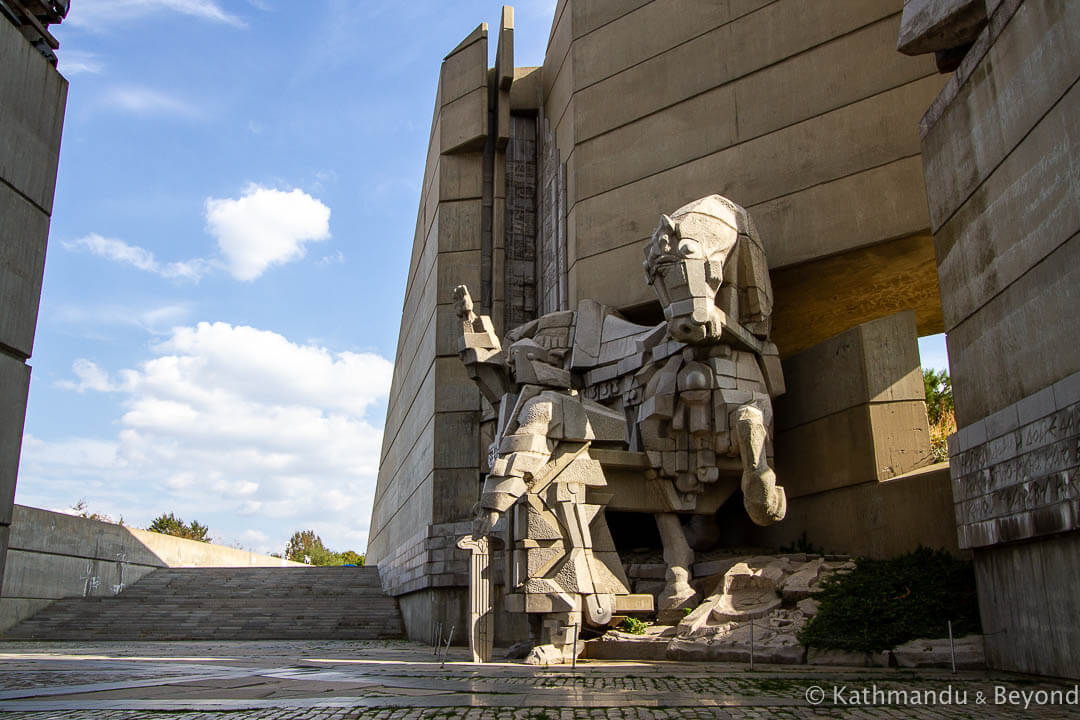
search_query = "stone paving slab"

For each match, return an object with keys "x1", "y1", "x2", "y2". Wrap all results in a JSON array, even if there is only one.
[{"x1": 0, "y1": 640, "x2": 1076, "y2": 719}]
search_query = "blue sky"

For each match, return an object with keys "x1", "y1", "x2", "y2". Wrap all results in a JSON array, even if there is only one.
[
  {"x1": 17, "y1": 0, "x2": 948, "y2": 556},
  {"x1": 18, "y1": 0, "x2": 558, "y2": 555}
]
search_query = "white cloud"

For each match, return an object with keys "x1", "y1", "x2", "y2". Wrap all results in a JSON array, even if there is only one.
[
  {"x1": 100, "y1": 86, "x2": 203, "y2": 118},
  {"x1": 53, "y1": 302, "x2": 193, "y2": 337},
  {"x1": 60, "y1": 50, "x2": 105, "y2": 75},
  {"x1": 65, "y1": 233, "x2": 210, "y2": 280},
  {"x1": 205, "y1": 185, "x2": 331, "y2": 281},
  {"x1": 26, "y1": 323, "x2": 392, "y2": 553},
  {"x1": 67, "y1": 0, "x2": 246, "y2": 29},
  {"x1": 318, "y1": 250, "x2": 345, "y2": 266}
]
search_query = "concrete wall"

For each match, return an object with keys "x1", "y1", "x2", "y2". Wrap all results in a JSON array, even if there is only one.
[
  {"x1": 1, "y1": 505, "x2": 301, "y2": 632},
  {"x1": 542, "y1": 0, "x2": 945, "y2": 353},
  {"x1": 743, "y1": 311, "x2": 958, "y2": 557},
  {"x1": 908, "y1": 0, "x2": 1079, "y2": 678},
  {"x1": 0, "y1": 14, "x2": 67, "y2": 597}
]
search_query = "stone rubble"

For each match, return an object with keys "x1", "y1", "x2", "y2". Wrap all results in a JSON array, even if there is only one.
[{"x1": 589, "y1": 552, "x2": 986, "y2": 668}]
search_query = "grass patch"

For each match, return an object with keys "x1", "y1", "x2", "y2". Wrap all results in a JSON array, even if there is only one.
[
  {"x1": 798, "y1": 547, "x2": 980, "y2": 653},
  {"x1": 618, "y1": 616, "x2": 648, "y2": 634}
]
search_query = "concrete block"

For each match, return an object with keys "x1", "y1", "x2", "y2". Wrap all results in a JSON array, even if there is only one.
[
  {"x1": 438, "y1": 154, "x2": 484, "y2": 201},
  {"x1": 921, "y1": 0, "x2": 1080, "y2": 231},
  {"x1": 776, "y1": 311, "x2": 923, "y2": 431},
  {"x1": 440, "y1": 28, "x2": 486, "y2": 107},
  {"x1": 433, "y1": 411, "x2": 479, "y2": 470},
  {"x1": 752, "y1": 154, "x2": 932, "y2": 270},
  {"x1": 571, "y1": 78, "x2": 937, "y2": 267},
  {"x1": 574, "y1": 15, "x2": 936, "y2": 201},
  {"x1": 1014, "y1": 386, "x2": 1053, "y2": 427},
  {"x1": 436, "y1": 199, "x2": 483, "y2": 253},
  {"x1": 934, "y1": 79, "x2": 1080, "y2": 332},
  {"x1": 0, "y1": 18, "x2": 67, "y2": 214},
  {"x1": 436, "y1": 252, "x2": 482, "y2": 306},
  {"x1": 897, "y1": 0, "x2": 987, "y2": 55},
  {"x1": 983, "y1": 403, "x2": 1018, "y2": 441},
  {"x1": 571, "y1": 0, "x2": 737, "y2": 91},
  {"x1": 574, "y1": 0, "x2": 896, "y2": 142},
  {"x1": 0, "y1": 188, "x2": 50, "y2": 358},
  {"x1": 868, "y1": 401, "x2": 932, "y2": 479},
  {"x1": 509, "y1": 66, "x2": 542, "y2": 111},
  {"x1": 946, "y1": 236, "x2": 1080, "y2": 426},
  {"x1": 0, "y1": 355, "x2": 30, "y2": 526},
  {"x1": 748, "y1": 465, "x2": 959, "y2": 558},
  {"x1": 1053, "y1": 371, "x2": 1080, "y2": 410},
  {"x1": 570, "y1": 0, "x2": 653, "y2": 40},
  {"x1": 439, "y1": 87, "x2": 488, "y2": 154},
  {"x1": 775, "y1": 405, "x2": 875, "y2": 499}
]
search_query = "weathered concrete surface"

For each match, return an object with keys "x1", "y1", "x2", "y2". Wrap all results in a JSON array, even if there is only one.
[
  {"x1": 0, "y1": 357, "x2": 30, "y2": 528},
  {"x1": 972, "y1": 533, "x2": 1080, "y2": 679},
  {"x1": 747, "y1": 464, "x2": 961, "y2": 558},
  {"x1": 910, "y1": 0, "x2": 1080, "y2": 679},
  {"x1": 1, "y1": 505, "x2": 300, "y2": 632},
  {"x1": 893, "y1": 634, "x2": 986, "y2": 669},
  {"x1": 0, "y1": 11, "x2": 68, "y2": 604},
  {"x1": 770, "y1": 233, "x2": 943, "y2": 358},
  {"x1": 897, "y1": 0, "x2": 987, "y2": 55},
  {"x1": 773, "y1": 311, "x2": 932, "y2": 498},
  {"x1": 949, "y1": 370, "x2": 1080, "y2": 552}
]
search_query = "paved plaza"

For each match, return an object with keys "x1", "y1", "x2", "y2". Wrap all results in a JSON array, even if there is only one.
[{"x1": 0, "y1": 640, "x2": 1076, "y2": 719}]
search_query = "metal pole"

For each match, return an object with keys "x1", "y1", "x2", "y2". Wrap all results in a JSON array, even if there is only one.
[
  {"x1": 948, "y1": 620, "x2": 956, "y2": 674},
  {"x1": 572, "y1": 623, "x2": 580, "y2": 669},
  {"x1": 749, "y1": 620, "x2": 754, "y2": 671},
  {"x1": 441, "y1": 625, "x2": 456, "y2": 669}
]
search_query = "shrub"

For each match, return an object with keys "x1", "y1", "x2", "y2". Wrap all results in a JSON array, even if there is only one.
[{"x1": 797, "y1": 547, "x2": 980, "y2": 653}]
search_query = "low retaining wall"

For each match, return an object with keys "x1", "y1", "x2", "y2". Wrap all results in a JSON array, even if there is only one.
[{"x1": 1, "y1": 504, "x2": 301, "y2": 631}]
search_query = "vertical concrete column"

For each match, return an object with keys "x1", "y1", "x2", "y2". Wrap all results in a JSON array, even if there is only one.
[
  {"x1": 0, "y1": 17, "x2": 68, "y2": 596},
  {"x1": 904, "y1": 0, "x2": 1080, "y2": 678}
]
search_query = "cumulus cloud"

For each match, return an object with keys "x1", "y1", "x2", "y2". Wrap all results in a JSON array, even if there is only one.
[
  {"x1": 23, "y1": 322, "x2": 392, "y2": 553},
  {"x1": 205, "y1": 185, "x2": 331, "y2": 281},
  {"x1": 66, "y1": 185, "x2": 332, "y2": 283},
  {"x1": 64, "y1": 233, "x2": 209, "y2": 280},
  {"x1": 67, "y1": 0, "x2": 246, "y2": 29}
]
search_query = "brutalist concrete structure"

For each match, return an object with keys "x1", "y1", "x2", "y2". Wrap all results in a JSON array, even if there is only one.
[
  {"x1": 370, "y1": 1, "x2": 958, "y2": 643},
  {"x1": 898, "y1": 0, "x2": 1079, "y2": 679},
  {"x1": 0, "y1": 2, "x2": 68, "y2": 598}
]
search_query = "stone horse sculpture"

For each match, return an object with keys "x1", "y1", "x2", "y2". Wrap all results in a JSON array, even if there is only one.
[{"x1": 456, "y1": 194, "x2": 786, "y2": 663}]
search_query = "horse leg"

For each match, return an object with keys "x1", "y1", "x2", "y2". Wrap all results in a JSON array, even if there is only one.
[
  {"x1": 734, "y1": 403, "x2": 786, "y2": 525},
  {"x1": 655, "y1": 512, "x2": 698, "y2": 622}
]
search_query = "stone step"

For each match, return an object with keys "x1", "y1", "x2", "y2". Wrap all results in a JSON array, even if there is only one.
[{"x1": 0, "y1": 566, "x2": 404, "y2": 641}]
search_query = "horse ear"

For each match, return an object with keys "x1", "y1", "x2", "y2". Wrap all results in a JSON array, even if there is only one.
[{"x1": 660, "y1": 214, "x2": 676, "y2": 234}]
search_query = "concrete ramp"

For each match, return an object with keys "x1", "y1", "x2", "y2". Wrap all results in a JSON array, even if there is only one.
[{"x1": 1, "y1": 566, "x2": 404, "y2": 641}]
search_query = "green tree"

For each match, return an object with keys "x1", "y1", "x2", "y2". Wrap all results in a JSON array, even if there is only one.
[
  {"x1": 148, "y1": 512, "x2": 210, "y2": 542},
  {"x1": 285, "y1": 531, "x2": 365, "y2": 566},
  {"x1": 339, "y1": 550, "x2": 365, "y2": 566},
  {"x1": 923, "y1": 367, "x2": 953, "y2": 425},
  {"x1": 286, "y1": 529, "x2": 333, "y2": 564}
]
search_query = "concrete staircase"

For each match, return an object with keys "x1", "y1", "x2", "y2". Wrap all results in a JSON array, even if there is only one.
[{"x1": 1, "y1": 566, "x2": 405, "y2": 641}]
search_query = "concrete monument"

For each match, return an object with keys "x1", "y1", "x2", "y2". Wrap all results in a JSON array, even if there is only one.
[{"x1": 456, "y1": 195, "x2": 788, "y2": 662}]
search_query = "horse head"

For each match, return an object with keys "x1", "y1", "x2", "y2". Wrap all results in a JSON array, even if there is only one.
[{"x1": 642, "y1": 195, "x2": 747, "y2": 344}]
